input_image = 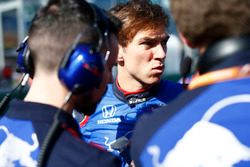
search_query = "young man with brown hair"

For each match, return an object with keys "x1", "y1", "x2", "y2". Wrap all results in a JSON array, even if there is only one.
[{"x1": 79, "y1": 0, "x2": 183, "y2": 166}]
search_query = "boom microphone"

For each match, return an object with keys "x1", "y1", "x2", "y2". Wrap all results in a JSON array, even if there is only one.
[
  {"x1": 0, "y1": 74, "x2": 29, "y2": 116},
  {"x1": 180, "y1": 56, "x2": 192, "y2": 89}
]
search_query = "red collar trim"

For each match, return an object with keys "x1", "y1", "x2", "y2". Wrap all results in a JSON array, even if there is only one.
[
  {"x1": 79, "y1": 116, "x2": 89, "y2": 128},
  {"x1": 115, "y1": 79, "x2": 148, "y2": 96}
]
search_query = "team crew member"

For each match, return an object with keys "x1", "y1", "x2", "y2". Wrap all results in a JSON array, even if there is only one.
[
  {"x1": 0, "y1": 0, "x2": 122, "y2": 166},
  {"x1": 79, "y1": 0, "x2": 183, "y2": 166},
  {"x1": 131, "y1": 0, "x2": 250, "y2": 166}
]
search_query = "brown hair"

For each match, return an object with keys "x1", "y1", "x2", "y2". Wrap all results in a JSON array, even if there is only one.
[
  {"x1": 110, "y1": 0, "x2": 169, "y2": 47},
  {"x1": 171, "y1": 0, "x2": 250, "y2": 46}
]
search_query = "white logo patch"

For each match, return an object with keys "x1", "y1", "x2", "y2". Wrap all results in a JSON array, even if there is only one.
[
  {"x1": 0, "y1": 126, "x2": 39, "y2": 167},
  {"x1": 148, "y1": 94, "x2": 250, "y2": 167},
  {"x1": 104, "y1": 136, "x2": 117, "y2": 152},
  {"x1": 148, "y1": 122, "x2": 250, "y2": 167}
]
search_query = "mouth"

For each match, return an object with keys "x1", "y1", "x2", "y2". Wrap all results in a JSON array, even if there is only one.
[{"x1": 152, "y1": 65, "x2": 164, "y2": 73}]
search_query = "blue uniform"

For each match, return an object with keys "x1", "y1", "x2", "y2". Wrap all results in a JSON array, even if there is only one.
[
  {"x1": 0, "y1": 100, "x2": 121, "y2": 167},
  {"x1": 131, "y1": 52, "x2": 250, "y2": 167},
  {"x1": 80, "y1": 80, "x2": 183, "y2": 165}
]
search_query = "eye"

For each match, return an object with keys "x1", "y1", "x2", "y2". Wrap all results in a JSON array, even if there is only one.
[
  {"x1": 161, "y1": 39, "x2": 168, "y2": 46},
  {"x1": 143, "y1": 41, "x2": 155, "y2": 46},
  {"x1": 161, "y1": 36, "x2": 170, "y2": 46},
  {"x1": 140, "y1": 40, "x2": 158, "y2": 49}
]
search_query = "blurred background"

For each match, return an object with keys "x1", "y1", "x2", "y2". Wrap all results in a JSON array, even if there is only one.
[{"x1": 0, "y1": 0, "x2": 198, "y2": 97}]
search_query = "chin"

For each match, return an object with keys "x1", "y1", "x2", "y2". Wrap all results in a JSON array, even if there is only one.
[{"x1": 147, "y1": 76, "x2": 162, "y2": 84}]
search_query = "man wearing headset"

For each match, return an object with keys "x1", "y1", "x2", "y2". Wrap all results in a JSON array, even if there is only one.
[
  {"x1": 131, "y1": 0, "x2": 250, "y2": 166},
  {"x1": 79, "y1": 0, "x2": 183, "y2": 166},
  {"x1": 0, "y1": 0, "x2": 122, "y2": 166}
]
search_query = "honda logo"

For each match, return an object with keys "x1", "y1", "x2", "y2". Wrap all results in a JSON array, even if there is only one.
[{"x1": 102, "y1": 105, "x2": 117, "y2": 118}]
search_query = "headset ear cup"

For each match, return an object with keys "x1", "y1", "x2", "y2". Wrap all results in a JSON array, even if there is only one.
[
  {"x1": 16, "y1": 37, "x2": 34, "y2": 78},
  {"x1": 58, "y1": 43, "x2": 104, "y2": 94},
  {"x1": 24, "y1": 47, "x2": 34, "y2": 78},
  {"x1": 58, "y1": 3, "x2": 110, "y2": 94}
]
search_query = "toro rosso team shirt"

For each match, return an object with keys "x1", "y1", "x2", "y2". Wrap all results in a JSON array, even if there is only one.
[{"x1": 79, "y1": 79, "x2": 183, "y2": 165}]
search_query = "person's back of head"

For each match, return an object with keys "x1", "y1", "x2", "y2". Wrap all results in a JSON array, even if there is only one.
[
  {"x1": 28, "y1": 0, "x2": 113, "y2": 77},
  {"x1": 170, "y1": 0, "x2": 250, "y2": 47},
  {"x1": 110, "y1": 0, "x2": 169, "y2": 47},
  {"x1": 23, "y1": 0, "x2": 121, "y2": 112},
  {"x1": 171, "y1": 0, "x2": 250, "y2": 75}
]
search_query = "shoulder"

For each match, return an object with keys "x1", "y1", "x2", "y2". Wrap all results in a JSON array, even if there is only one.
[
  {"x1": 100, "y1": 83, "x2": 116, "y2": 99},
  {"x1": 154, "y1": 80, "x2": 184, "y2": 102},
  {"x1": 159, "y1": 79, "x2": 183, "y2": 91},
  {"x1": 95, "y1": 83, "x2": 118, "y2": 106}
]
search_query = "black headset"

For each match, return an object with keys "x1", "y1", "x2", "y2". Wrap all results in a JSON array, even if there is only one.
[
  {"x1": 197, "y1": 36, "x2": 250, "y2": 74},
  {"x1": 16, "y1": 36, "x2": 34, "y2": 78},
  {"x1": 16, "y1": 3, "x2": 110, "y2": 94}
]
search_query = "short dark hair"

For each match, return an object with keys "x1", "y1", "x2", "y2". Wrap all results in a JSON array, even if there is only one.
[
  {"x1": 28, "y1": 0, "x2": 120, "y2": 73},
  {"x1": 110, "y1": 0, "x2": 169, "y2": 47}
]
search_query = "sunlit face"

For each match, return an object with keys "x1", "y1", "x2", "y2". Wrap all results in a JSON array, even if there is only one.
[
  {"x1": 76, "y1": 33, "x2": 118, "y2": 115},
  {"x1": 118, "y1": 27, "x2": 169, "y2": 86}
]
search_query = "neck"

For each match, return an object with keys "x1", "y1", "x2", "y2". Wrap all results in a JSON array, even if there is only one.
[
  {"x1": 24, "y1": 73, "x2": 70, "y2": 111},
  {"x1": 117, "y1": 66, "x2": 151, "y2": 92},
  {"x1": 116, "y1": 75, "x2": 150, "y2": 92}
]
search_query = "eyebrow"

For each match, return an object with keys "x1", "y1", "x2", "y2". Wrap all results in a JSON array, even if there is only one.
[{"x1": 138, "y1": 34, "x2": 170, "y2": 43}]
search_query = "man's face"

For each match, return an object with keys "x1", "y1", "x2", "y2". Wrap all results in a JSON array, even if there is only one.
[
  {"x1": 76, "y1": 33, "x2": 118, "y2": 115},
  {"x1": 118, "y1": 27, "x2": 169, "y2": 86}
]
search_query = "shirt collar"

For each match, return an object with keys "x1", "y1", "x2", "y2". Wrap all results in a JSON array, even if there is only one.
[
  {"x1": 113, "y1": 80, "x2": 161, "y2": 106},
  {"x1": 6, "y1": 99, "x2": 81, "y2": 135}
]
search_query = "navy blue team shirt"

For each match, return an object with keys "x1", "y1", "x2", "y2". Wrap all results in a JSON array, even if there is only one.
[
  {"x1": 79, "y1": 79, "x2": 183, "y2": 166},
  {"x1": 0, "y1": 100, "x2": 121, "y2": 167},
  {"x1": 131, "y1": 51, "x2": 250, "y2": 167}
]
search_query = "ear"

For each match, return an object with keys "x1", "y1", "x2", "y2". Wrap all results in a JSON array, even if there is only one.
[
  {"x1": 117, "y1": 44, "x2": 125, "y2": 62},
  {"x1": 179, "y1": 33, "x2": 196, "y2": 48}
]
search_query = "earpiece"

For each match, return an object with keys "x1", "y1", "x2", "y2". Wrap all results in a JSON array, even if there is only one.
[
  {"x1": 16, "y1": 36, "x2": 34, "y2": 78},
  {"x1": 197, "y1": 36, "x2": 250, "y2": 74},
  {"x1": 58, "y1": 33, "x2": 105, "y2": 93},
  {"x1": 1, "y1": 37, "x2": 33, "y2": 115},
  {"x1": 58, "y1": 3, "x2": 110, "y2": 94},
  {"x1": 180, "y1": 56, "x2": 192, "y2": 89},
  {"x1": 16, "y1": 2, "x2": 110, "y2": 94}
]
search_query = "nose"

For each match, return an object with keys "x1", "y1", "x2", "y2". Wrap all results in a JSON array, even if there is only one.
[{"x1": 154, "y1": 43, "x2": 166, "y2": 60}]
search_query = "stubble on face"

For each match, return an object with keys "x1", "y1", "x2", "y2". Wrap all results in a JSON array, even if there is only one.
[{"x1": 118, "y1": 28, "x2": 168, "y2": 88}]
